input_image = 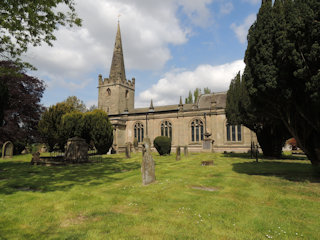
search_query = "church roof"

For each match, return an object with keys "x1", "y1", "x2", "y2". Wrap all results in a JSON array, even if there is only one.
[{"x1": 109, "y1": 22, "x2": 126, "y2": 82}]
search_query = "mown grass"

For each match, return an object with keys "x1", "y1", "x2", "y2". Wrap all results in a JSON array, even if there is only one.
[{"x1": 0, "y1": 152, "x2": 319, "y2": 239}]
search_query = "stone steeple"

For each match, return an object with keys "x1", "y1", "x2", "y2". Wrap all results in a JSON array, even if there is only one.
[{"x1": 109, "y1": 22, "x2": 126, "y2": 82}]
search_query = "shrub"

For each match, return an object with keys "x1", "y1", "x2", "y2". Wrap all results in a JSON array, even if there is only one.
[{"x1": 154, "y1": 136, "x2": 171, "y2": 155}]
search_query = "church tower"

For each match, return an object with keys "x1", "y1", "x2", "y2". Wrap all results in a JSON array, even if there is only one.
[{"x1": 98, "y1": 22, "x2": 135, "y2": 115}]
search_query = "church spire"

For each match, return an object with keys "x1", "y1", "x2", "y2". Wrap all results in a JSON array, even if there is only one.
[{"x1": 109, "y1": 22, "x2": 126, "y2": 82}]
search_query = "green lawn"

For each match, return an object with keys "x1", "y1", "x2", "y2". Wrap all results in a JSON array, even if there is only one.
[{"x1": 0, "y1": 152, "x2": 319, "y2": 239}]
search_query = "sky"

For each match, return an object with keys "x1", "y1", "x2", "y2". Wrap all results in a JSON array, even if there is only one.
[{"x1": 23, "y1": 0, "x2": 261, "y2": 109}]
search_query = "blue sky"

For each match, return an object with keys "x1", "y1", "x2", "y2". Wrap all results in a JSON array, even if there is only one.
[{"x1": 24, "y1": 0, "x2": 261, "y2": 108}]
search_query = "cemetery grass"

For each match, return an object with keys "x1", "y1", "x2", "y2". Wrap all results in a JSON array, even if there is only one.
[{"x1": 0, "y1": 153, "x2": 319, "y2": 240}]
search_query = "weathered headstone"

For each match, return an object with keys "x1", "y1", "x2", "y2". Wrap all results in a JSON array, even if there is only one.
[
  {"x1": 201, "y1": 160, "x2": 213, "y2": 166},
  {"x1": 141, "y1": 138, "x2": 155, "y2": 185},
  {"x1": 2, "y1": 141, "x2": 13, "y2": 159},
  {"x1": 64, "y1": 137, "x2": 88, "y2": 163},
  {"x1": 176, "y1": 146, "x2": 181, "y2": 161},
  {"x1": 184, "y1": 146, "x2": 188, "y2": 157},
  {"x1": 40, "y1": 144, "x2": 47, "y2": 153},
  {"x1": 125, "y1": 142, "x2": 131, "y2": 158},
  {"x1": 31, "y1": 152, "x2": 41, "y2": 165}
]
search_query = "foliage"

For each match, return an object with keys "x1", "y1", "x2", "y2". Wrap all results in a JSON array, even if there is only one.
[
  {"x1": 0, "y1": 61, "x2": 45, "y2": 145},
  {"x1": 244, "y1": 0, "x2": 320, "y2": 165},
  {"x1": 0, "y1": 80, "x2": 8, "y2": 126},
  {"x1": 153, "y1": 136, "x2": 172, "y2": 155},
  {"x1": 0, "y1": 0, "x2": 81, "y2": 61},
  {"x1": 60, "y1": 111, "x2": 84, "y2": 143},
  {"x1": 38, "y1": 102, "x2": 74, "y2": 152},
  {"x1": 226, "y1": 72, "x2": 289, "y2": 158},
  {"x1": 82, "y1": 110, "x2": 113, "y2": 154},
  {"x1": 62, "y1": 96, "x2": 87, "y2": 113},
  {"x1": 0, "y1": 153, "x2": 319, "y2": 239},
  {"x1": 185, "y1": 88, "x2": 211, "y2": 104}
]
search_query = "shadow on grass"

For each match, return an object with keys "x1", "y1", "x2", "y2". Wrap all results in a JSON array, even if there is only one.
[
  {"x1": 0, "y1": 157, "x2": 140, "y2": 195},
  {"x1": 232, "y1": 160, "x2": 320, "y2": 183},
  {"x1": 223, "y1": 152, "x2": 309, "y2": 161}
]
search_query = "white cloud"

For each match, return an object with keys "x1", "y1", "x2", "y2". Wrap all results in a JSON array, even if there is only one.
[
  {"x1": 24, "y1": 0, "x2": 214, "y2": 91},
  {"x1": 242, "y1": 0, "x2": 260, "y2": 5},
  {"x1": 230, "y1": 13, "x2": 256, "y2": 44},
  {"x1": 136, "y1": 59, "x2": 245, "y2": 107},
  {"x1": 220, "y1": 2, "x2": 234, "y2": 15}
]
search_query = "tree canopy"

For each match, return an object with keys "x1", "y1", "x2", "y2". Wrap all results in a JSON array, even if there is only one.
[
  {"x1": 0, "y1": 0, "x2": 81, "y2": 61},
  {"x1": 0, "y1": 61, "x2": 45, "y2": 145},
  {"x1": 243, "y1": 0, "x2": 320, "y2": 165},
  {"x1": 62, "y1": 96, "x2": 87, "y2": 113}
]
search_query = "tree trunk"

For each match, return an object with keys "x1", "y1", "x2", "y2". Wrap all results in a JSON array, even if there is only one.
[{"x1": 256, "y1": 123, "x2": 288, "y2": 158}]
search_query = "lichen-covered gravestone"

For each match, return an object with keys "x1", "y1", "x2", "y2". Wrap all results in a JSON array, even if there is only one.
[
  {"x1": 2, "y1": 141, "x2": 13, "y2": 159},
  {"x1": 176, "y1": 146, "x2": 181, "y2": 161},
  {"x1": 141, "y1": 138, "x2": 155, "y2": 185},
  {"x1": 125, "y1": 142, "x2": 131, "y2": 158},
  {"x1": 64, "y1": 137, "x2": 88, "y2": 163}
]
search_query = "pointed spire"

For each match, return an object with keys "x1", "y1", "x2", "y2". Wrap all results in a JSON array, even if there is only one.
[
  {"x1": 149, "y1": 99, "x2": 154, "y2": 110},
  {"x1": 179, "y1": 96, "x2": 183, "y2": 106},
  {"x1": 109, "y1": 22, "x2": 126, "y2": 82}
]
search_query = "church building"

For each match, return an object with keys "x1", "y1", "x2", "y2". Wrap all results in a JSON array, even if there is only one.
[{"x1": 98, "y1": 23, "x2": 256, "y2": 153}]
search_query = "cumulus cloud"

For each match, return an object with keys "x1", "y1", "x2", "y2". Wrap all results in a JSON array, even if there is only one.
[
  {"x1": 136, "y1": 59, "x2": 245, "y2": 107},
  {"x1": 230, "y1": 13, "x2": 256, "y2": 44},
  {"x1": 220, "y1": 2, "x2": 234, "y2": 15},
  {"x1": 24, "y1": 0, "x2": 214, "y2": 91}
]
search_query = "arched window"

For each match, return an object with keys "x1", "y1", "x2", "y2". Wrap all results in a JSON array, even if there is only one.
[
  {"x1": 134, "y1": 122, "x2": 144, "y2": 142},
  {"x1": 191, "y1": 119, "x2": 204, "y2": 142},
  {"x1": 107, "y1": 88, "x2": 111, "y2": 96},
  {"x1": 226, "y1": 124, "x2": 242, "y2": 142},
  {"x1": 161, "y1": 120, "x2": 172, "y2": 138},
  {"x1": 125, "y1": 90, "x2": 129, "y2": 99}
]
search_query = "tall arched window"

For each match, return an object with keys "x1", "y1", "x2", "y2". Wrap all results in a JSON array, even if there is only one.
[
  {"x1": 191, "y1": 119, "x2": 204, "y2": 142},
  {"x1": 134, "y1": 122, "x2": 144, "y2": 142},
  {"x1": 107, "y1": 88, "x2": 111, "y2": 96},
  {"x1": 161, "y1": 120, "x2": 172, "y2": 138},
  {"x1": 226, "y1": 124, "x2": 242, "y2": 142}
]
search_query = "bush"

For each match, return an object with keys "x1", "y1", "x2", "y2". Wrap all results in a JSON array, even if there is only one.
[{"x1": 154, "y1": 136, "x2": 171, "y2": 155}]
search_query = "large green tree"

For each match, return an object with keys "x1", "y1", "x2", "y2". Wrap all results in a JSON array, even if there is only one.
[
  {"x1": 0, "y1": 0, "x2": 81, "y2": 60},
  {"x1": 62, "y1": 96, "x2": 87, "y2": 113},
  {"x1": 38, "y1": 102, "x2": 74, "y2": 152},
  {"x1": 226, "y1": 72, "x2": 288, "y2": 158},
  {"x1": 244, "y1": 0, "x2": 320, "y2": 165}
]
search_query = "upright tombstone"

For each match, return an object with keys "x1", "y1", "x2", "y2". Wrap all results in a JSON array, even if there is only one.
[
  {"x1": 64, "y1": 137, "x2": 88, "y2": 163},
  {"x1": 125, "y1": 142, "x2": 131, "y2": 158},
  {"x1": 176, "y1": 146, "x2": 181, "y2": 161},
  {"x1": 183, "y1": 146, "x2": 188, "y2": 157},
  {"x1": 2, "y1": 141, "x2": 13, "y2": 159},
  {"x1": 141, "y1": 138, "x2": 156, "y2": 185}
]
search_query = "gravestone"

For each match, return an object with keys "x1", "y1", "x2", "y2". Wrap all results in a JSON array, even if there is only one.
[
  {"x1": 125, "y1": 142, "x2": 131, "y2": 158},
  {"x1": 184, "y1": 146, "x2": 188, "y2": 157},
  {"x1": 31, "y1": 152, "x2": 41, "y2": 165},
  {"x1": 2, "y1": 141, "x2": 13, "y2": 159},
  {"x1": 201, "y1": 160, "x2": 214, "y2": 166},
  {"x1": 176, "y1": 146, "x2": 181, "y2": 161},
  {"x1": 141, "y1": 138, "x2": 155, "y2": 185},
  {"x1": 64, "y1": 137, "x2": 88, "y2": 163}
]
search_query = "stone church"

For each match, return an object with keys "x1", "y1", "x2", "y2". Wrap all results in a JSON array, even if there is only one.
[{"x1": 98, "y1": 23, "x2": 256, "y2": 153}]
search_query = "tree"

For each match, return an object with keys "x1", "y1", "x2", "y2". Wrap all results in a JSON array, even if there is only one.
[
  {"x1": 0, "y1": 61, "x2": 45, "y2": 146},
  {"x1": 82, "y1": 110, "x2": 113, "y2": 154},
  {"x1": 62, "y1": 96, "x2": 87, "y2": 113},
  {"x1": 185, "y1": 91, "x2": 193, "y2": 104},
  {"x1": 0, "y1": 80, "x2": 8, "y2": 126},
  {"x1": 38, "y1": 102, "x2": 74, "y2": 152},
  {"x1": 185, "y1": 88, "x2": 211, "y2": 104},
  {"x1": 244, "y1": 0, "x2": 320, "y2": 165},
  {"x1": 60, "y1": 111, "x2": 84, "y2": 144},
  {"x1": 0, "y1": 0, "x2": 81, "y2": 61},
  {"x1": 226, "y1": 72, "x2": 289, "y2": 158}
]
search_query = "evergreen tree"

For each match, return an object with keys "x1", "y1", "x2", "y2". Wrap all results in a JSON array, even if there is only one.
[
  {"x1": 244, "y1": 0, "x2": 320, "y2": 165},
  {"x1": 185, "y1": 91, "x2": 193, "y2": 104}
]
